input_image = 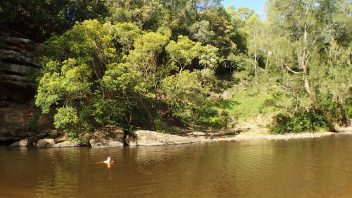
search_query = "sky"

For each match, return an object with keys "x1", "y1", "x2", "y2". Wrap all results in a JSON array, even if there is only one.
[{"x1": 222, "y1": 0, "x2": 267, "y2": 17}]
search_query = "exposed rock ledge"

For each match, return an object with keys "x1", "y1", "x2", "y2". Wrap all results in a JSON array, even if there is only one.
[
  {"x1": 127, "y1": 130, "x2": 343, "y2": 147},
  {"x1": 10, "y1": 138, "x2": 80, "y2": 148},
  {"x1": 129, "y1": 130, "x2": 204, "y2": 146},
  {"x1": 92, "y1": 129, "x2": 352, "y2": 148},
  {"x1": 8, "y1": 129, "x2": 352, "y2": 148}
]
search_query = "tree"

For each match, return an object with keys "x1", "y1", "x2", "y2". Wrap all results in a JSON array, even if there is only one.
[
  {"x1": 36, "y1": 16, "x2": 227, "y2": 134},
  {"x1": 239, "y1": 13, "x2": 265, "y2": 75},
  {"x1": 0, "y1": 0, "x2": 109, "y2": 41},
  {"x1": 160, "y1": 71, "x2": 209, "y2": 122},
  {"x1": 265, "y1": 0, "x2": 352, "y2": 131},
  {"x1": 36, "y1": 20, "x2": 117, "y2": 132}
]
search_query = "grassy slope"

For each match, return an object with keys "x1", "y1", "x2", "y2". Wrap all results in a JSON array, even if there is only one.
[{"x1": 223, "y1": 79, "x2": 291, "y2": 132}]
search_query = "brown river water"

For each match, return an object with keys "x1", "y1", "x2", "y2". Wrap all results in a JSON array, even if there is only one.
[{"x1": 2, "y1": 134, "x2": 352, "y2": 198}]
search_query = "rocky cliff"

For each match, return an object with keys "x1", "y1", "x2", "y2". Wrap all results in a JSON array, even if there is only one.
[{"x1": 0, "y1": 27, "x2": 51, "y2": 142}]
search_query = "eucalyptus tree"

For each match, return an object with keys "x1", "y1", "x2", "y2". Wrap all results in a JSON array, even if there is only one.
[
  {"x1": 267, "y1": 0, "x2": 322, "y2": 97},
  {"x1": 266, "y1": 0, "x2": 352, "y2": 130}
]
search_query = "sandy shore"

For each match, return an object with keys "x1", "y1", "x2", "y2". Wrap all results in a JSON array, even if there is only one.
[
  {"x1": 8, "y1": 128, "x2": 352, "y2": 148},
  {"x1": 208, "y1": 131, "x2": 336, "y2": 142},
  {"x1": 129, "y1": 128, "x2": 352, "y2": 147},
  {"x1": 197, "y1": 127, "x2": 352, "y2": 143}
]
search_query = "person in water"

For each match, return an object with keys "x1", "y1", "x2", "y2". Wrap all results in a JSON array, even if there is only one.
[{"x1": 103, "y1": 156, "x2": 114, "y2": 168}]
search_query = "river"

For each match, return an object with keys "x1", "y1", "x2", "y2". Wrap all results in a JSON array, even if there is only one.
[{"x1": 1, "y1": 134, "x2": 352, "y2": 198}]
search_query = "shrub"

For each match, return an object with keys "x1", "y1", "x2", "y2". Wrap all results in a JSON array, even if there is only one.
[
  {"x1": 195, "y1": 107, "x2": 231, "y2": 129},
  {"x1": 271, "y1": 111, "x2": 327, "y2": 134}
]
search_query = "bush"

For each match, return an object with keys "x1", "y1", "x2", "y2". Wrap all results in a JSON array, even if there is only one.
[
  {"x1": 271, "y1": 111, "x2": 327, "y2": 134},
  {"x1": 195, "y1": 107, "x2": 231, "y2": 129}
]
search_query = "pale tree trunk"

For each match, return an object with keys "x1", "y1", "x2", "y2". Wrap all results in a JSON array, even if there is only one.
[
  {"x1": 325, "y1": 117, "x2": 338, "y2": 132},
  {"x1": 254, "y1": 51, "x2": 257, "y2": 76},
  {"x1": 265, "y1": 52, "x2": 270, "y2": 72},
  {"x1": 301, "y1": 25, "x2": 312, "y2": 97},
  {"x1": 300, "y1": 26, "x2": 337, "y2": 132}
]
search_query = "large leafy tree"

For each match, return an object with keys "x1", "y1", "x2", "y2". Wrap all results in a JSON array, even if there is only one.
[{"x1": 36, "y1": 16, "x2": 226, "y2": 134}]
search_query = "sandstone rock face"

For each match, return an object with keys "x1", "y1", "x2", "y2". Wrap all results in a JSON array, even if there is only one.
[
  {"x1": 0, "y1": 28, "x2": 41, "y2": 90},
  {"x1": 36, "y1": 138, "x2": 55, "y2": 148},
  {"x1": 11, "y1": 137, "x2": 80, "y2": 148},
  {"x1": 89, "y1": 126, "x2": 125, "y2": 148},
  {"x1": 0, "y1": 105, "x2": 52, "y2": 140},
  {"x1": 90, "y1": 139, "x2": 124, "y2": 148},
  {"x1": 54, "y1": 133, "x2": 69, "y2": 143},
  {"x1": 0, "y1": 28, "x2": 52, "y2": 141},
  {"x1": 50, "y1": 141, "x2": 80, "y2": 148},
  {"x1": 132, "y1": 130, "x2": 202, "y2": 146}
]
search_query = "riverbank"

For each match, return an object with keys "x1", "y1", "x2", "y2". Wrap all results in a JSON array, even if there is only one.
[
  {"x1": 6, "y1": 126, "x2": 352, "y2": 148},
  {"x1": 132, "y1": 128, "x2": 352, "y2": 147}
]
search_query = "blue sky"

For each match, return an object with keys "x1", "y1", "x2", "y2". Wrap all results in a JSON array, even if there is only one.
[{"x1": 222, "y1": 0, "x2": 267, "y2": 17}]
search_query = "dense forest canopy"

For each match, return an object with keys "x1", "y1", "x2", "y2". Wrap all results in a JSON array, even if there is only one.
[
  {"x1": 0, "y1": 0, "x2": 109, "y2": 41},
  {"x1": 2, "y1": 0, "x2": 352, "y2": 136}
]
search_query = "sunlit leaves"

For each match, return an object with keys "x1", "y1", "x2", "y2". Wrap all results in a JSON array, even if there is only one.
[
  {"x1": 166, "y1": 35, "x2": 203, "y2": 70},
  {"x1": 35, "y1": 0, "x2": 247, "y2": 132},
  {"x1": 199, "y1": 45, "x2": 219, "y2": 69},
  {"x1": 111, "y1": 22, "x2": 143, "y2": 51},
  {"x1": 166, "y1": 35, "x2": 219, "y2": 71},
  {"x1": 190, "y1": 20, "x2": 215, "y2": 43},
  {"x1": 54, "y1": 107, "x2": 79, "y2": 129},
  {"x1": 160, "y1": 71, "x2": 209, "y2": 121}
]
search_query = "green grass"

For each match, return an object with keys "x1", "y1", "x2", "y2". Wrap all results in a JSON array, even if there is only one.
[
  {"x1": 154, "y1": 78, "x2": 292, "y2": 132},
  {"x1": 223, "y1": 81, "x2": 291, "y2": 123}
]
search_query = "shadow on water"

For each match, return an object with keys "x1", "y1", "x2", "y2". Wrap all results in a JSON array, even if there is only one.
[{"x1": 1, "y1": 135, "x2": 352, "y2": 197}]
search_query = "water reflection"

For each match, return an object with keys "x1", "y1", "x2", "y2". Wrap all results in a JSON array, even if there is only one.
[
  {"x1": 35, "y1": 149, "x2": 81, "y2": 197},
  {"x1": 1, "y1": 135, "x2": 352, "y2": 197}
]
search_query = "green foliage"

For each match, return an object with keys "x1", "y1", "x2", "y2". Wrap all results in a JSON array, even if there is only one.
[
  {"x1": 111, "y1": 22, "x2": 143, "y2": 51},
  {"x1": 199, "y1": 45, "x2": 219, "y2": 69},
  {"x1": 128, "y1": 32, "x2": 170, "y2": 78},
  {"x1": 166, "y1": 35, "x2": 219, "y2": 71},
  {"x1": 346, "y1": 100, "x2": 352, "y2": 119},
  {"x1": 0, "y1": 0, "x2": 109, "y2": 41},
  {"x1": 160, "y1": 70, "x2": 231, "y2": 129},
  {"x1": 54, "y1": 107, "x2": 79, "y2": 130},
  {"x1": 195, "y1": 106, "x2": 231, "y2": 129},
  {"x1": 190, "y1": 20, "x2": 215, "y2": 43},
  {"x1": 166, "y1": 35, "x2": 204, "y2": 71},
  {"x1": 226, "y1": 77, "x2": 290, "y2": 122},
  {"x1": 29, "y1": 0, "x2": 352, "y2": 136},
  {"x1": 92, "y1": 98, "x2": 127, "y2": 127},
  {"x1": 160, "y1": 71, "x2": 208, "y2": 122},
  {"x1": 36, "y1": 15, "x2": 229, "y2": 134},
  {"x1": 36, "y1": 20, "x2": 124, "y2": 132},
  {"x1": 271, "y1": 111, "x2": 327, "y2": 134}
]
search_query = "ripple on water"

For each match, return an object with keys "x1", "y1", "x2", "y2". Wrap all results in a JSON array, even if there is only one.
[{"x1": 2, "y1": 136, "x2": 352, "y2": 197}]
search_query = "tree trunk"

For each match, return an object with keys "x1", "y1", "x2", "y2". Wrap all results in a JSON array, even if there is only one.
[
  {"x1": 139, "y1": 97, "x2": 155, "y2": 131},
  {"x1": 337, "y1": 99, "x2": 351, "y2": 127},
  {"x1": 254, "y1": 51, "x2": 258, "y2": 76},
  {"x1": 341, "y1": 109, "x2": 351, "y2": 127},
  {"x1": 325, "y1": 117, "x2": 337, "y2": 132},
  {"x1": 315, "y1": 108, "x2": 338, "y2": 133},
  {"x1": 302, "y1": 26, "x2": 313, "y2": 98},
  {"x1": 321, "y1": 111, "x2": 338, "y2": 132}
]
